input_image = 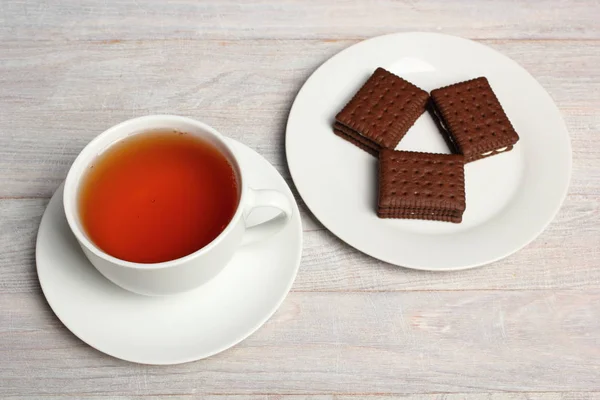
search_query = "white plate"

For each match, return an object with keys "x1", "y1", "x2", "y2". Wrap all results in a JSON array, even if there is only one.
[
  {"x1": 36, "y1": 139, "x2": 302, "y2": 364},
  {"x1": 286, "y1": 32, "x2": 571, "y2": 270}
]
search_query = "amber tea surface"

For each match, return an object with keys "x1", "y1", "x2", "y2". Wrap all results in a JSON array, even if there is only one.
[{"x1": 78, "y1": 131, "x2": 239, "y2": 263}]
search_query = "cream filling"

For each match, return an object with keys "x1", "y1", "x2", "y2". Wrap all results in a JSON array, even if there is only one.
[
  {"x1": 481, "y1": 147, "x2": 508, "y2": 157},
  {"x1": 438, "y1": 116, "x2": 448, "y2": 132},
  {"x1": 430, "y1": 103, "x2": 460, "y2": 153},
  {"x1": 430, "y1": 102, "x2": 511, "y2": 158}
]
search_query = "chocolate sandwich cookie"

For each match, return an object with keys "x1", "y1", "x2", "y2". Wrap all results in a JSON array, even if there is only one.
[
  {"x1": 334, "y1": 67, "x2": 429, "y2": 155},
  {"x1": 430, "y1": 77, "x2": 519, "y2": 163},
  {"x1": 377, "y1": 149, "x2": 466, "y2": 223}
]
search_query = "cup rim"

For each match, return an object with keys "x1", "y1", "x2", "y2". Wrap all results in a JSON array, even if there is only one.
[{"x1": 63, "y1": 115, "x2": 246, "y2": 270}]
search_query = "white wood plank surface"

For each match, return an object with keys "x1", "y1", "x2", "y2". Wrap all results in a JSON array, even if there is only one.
[
  {"x1": 1, "y1": 197, "x2": 599, "y2": 294},
  {"x1": 1, "y1": 0, "x2": 599, "y2": 41},
  {"x1": 1, "y1": 0, "x2": 599, "y2": 398},
  {"x1": 1, "y1": 291, "x2": 600, "y2": 396},
  {"x1": 0, "y1": 40, "x2": 598, "y2": 197},
  {"x1": 4, "y1": 396, "x2": 600, "y2": 400}
]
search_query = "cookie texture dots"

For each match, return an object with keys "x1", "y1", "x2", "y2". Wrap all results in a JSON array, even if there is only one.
[
  {"x1": 377, "y1": 149, "x2": 466, "y2": 223},
  {"x1": 334, "y1": 67, "x2": 429, "y2": 156},
  {"x1": 430, "y1": 77, "x2": 519, "y2": 162}
]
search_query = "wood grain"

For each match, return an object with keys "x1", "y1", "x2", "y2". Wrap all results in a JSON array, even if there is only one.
[
  {"x1": 2, "y1": 106, "x2": 598, "y2": 200},
  {"x1": 1, "y1": 0, "x2": 599, "y2": 41},
  {"x1": 0, "y1": 38, "x2": 598, "y2": 297},
  {"x1": 1, "y1": 290, "x2": 600, "y2": 396},
  {"x1": 4, "y1": 396, "x2": 600, "y2": 400},
  {"x1": 1, "y1": 197, "x2": 599, "y2": 294},
  {"x1": 1, "y1": 39, "x2": 598, "y2": 115},
  {"x1": 0, "y1": 39, "x2": 598, "y2": 198},
  {"x1": 1, "y1": 0, "x2": 600, "y2": 398}
]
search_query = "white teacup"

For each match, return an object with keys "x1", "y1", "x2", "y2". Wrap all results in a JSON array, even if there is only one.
[{"x1": 63, "y1": 115, "x2": 292, "y2": 296}]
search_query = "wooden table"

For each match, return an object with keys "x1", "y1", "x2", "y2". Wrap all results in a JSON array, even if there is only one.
[{"x1": 1, "y1": 1, "x2": 599, "y2": 398}]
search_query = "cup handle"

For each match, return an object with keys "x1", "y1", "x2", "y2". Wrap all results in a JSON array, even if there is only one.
[{"x1": 241, "y1": 188, "x2": 293, "y2": 246}]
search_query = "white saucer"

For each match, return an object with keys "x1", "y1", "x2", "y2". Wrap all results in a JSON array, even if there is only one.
[
  {"x1": 36, "y1": 138, "x2": 302, "y2": 364},
  {"x1": 286, "y1": 32, "x2": 571, "y2": 271}
]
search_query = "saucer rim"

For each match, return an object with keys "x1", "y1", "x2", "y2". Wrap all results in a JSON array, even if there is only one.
[{"x1": 36, "y1": 138, "x2": 303, "y2": 364}]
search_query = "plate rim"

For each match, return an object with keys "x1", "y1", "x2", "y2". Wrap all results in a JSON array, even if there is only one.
[{"x1": 285, "y1": 31, "x2": 572, "y2": 271}]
